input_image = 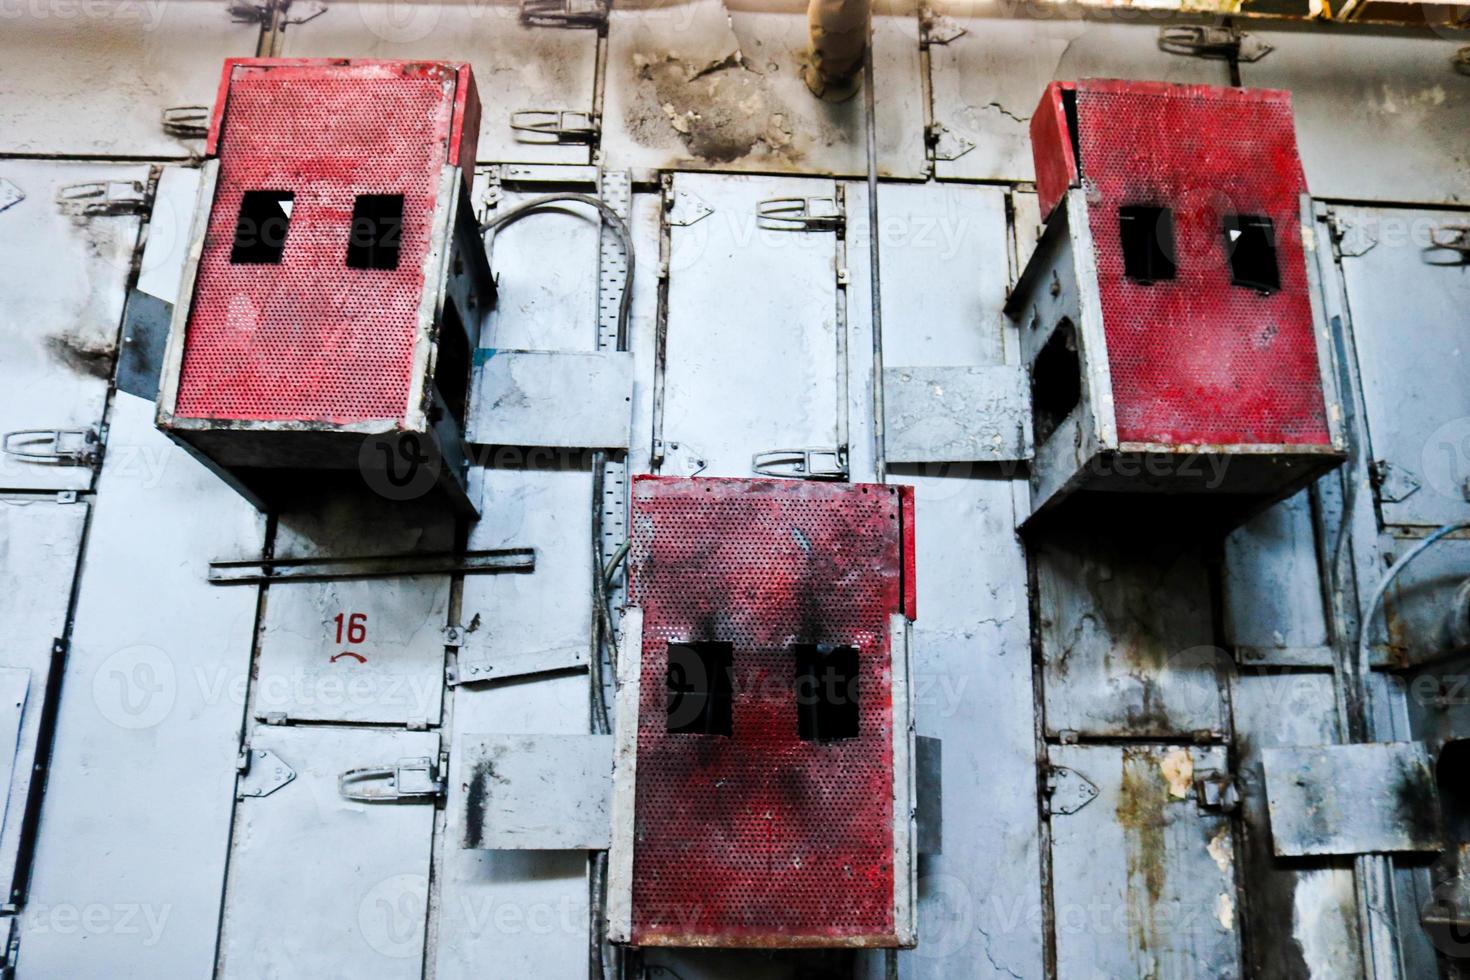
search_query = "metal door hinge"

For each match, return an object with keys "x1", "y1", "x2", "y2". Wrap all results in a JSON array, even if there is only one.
[
  {"x1": 2, "y1": 428, "x2": 101, "y2": 467},
  {"x1": 56, "y1": 181, "x2": 148, "y2": 218},
  {"x1": 0, "y1": 179, "x2": 24, "y2": 216},
  {"x1": 756, "y1": 196, "x2": 843, "y2": 233},
  {"x1": 752, "y1": 447, "x2": 848, "y2": 480},
  {"x1": 926, "y1": 123, "x2": 975, "y2": 163},
  {"x1": 1194, "y1": 770, "x2": 1240, "y2": 814},
  {"x1": 511, "y1": 109, "x2": 600, "y2": 144},
  {"x1": 1427, "y1": 225, "x2": 1470, "y2": 265},
  {"x1": 520, "y1": 0, "x2": 606, "y2": 27},
  {"x1": 1157, "y1": 26, "x2": 1273, "y2": 63},
  {"x1": 237, "y1": 748, "x2": 296, "y2": 800},
  {"x1": 1371, "y1": 459, "x2": 1422, "y2": 504},
  {"x1": 161, "y1": 105, "x2": 210, "y2": 139},
  {"x1": 339, "y1": 756, "x2": 445, "y2": 802},
  {"x1": 666, "y1": 190, "x2": 713, "y2": 227},
  {"x1": 654, "y1": 439, "x2": 707, "y2": 477},
  {"x1": 1043, "y1": 765, "x2": 1098, "y2": 816}
]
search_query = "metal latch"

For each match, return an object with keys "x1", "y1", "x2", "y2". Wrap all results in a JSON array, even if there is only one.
[
  {"x1": 756, "y1": 197, "x2": 843, "y2": 233},
  {"x1": 510, "y1": 109, "x2": 600, "y2": 145},
  {"x1": 339, "y1": 757, "x2": 445, "y2": 802},
  {"x1": 1157, "y1": 26, "x2": 1273, "y2": 63},
  {"x1": 1044, "y1": 765, "x2": 1099, "y2": 816},
  {"x1": 752, "y1": 447, "x2": 848, "y2": 480},
  {"x1": 926, "y1": 123, "x2": 975, "y2": 163},
  {"x1": 236, "y1": 748, "x2": 296, "y2": 800},
  {"x1": 2, "y1": 429, "x2": 101, "y2": 467},
  {"x1": 161, "y1": 105, "x2": 210, "y2": 139},
  {"x1": 56, "y1": 181, "x2": 148, "y2": 217},
  {"x1": 520, "y1": 0, "x2": 606, "y2": 27},
  {"x1": 1193, "y1": 770, "x2": 1240, "y2": 814},
  {"x1": 1427, "y1": 225, "x2": 1470, "y2": 265}
]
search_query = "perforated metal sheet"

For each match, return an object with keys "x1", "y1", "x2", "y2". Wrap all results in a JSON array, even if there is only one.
[
  {"x1": 628, "y1": 476, "x2": 905, "y2": 946},
  {"x1": 1075, "y1": 80, "x2": 1330, "y2": 448},
  {"x1": 175, "y1": 61, "x2": 461, "y2": 423}
]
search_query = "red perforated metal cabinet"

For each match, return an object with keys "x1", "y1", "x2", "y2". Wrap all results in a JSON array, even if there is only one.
[
  {"x1": 1007, "y1": 79, "x2": 1345, "y2": 527},
  {"x1": 156, "y1": 59, "x2": 492, "y2": 513},
  {"x1": 607, "y1": 476, "x2": 917, "y2": 949}
]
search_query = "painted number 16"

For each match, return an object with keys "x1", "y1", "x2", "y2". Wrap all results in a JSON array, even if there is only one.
[{"x1": 333, "y1": 612, "x2": 368, "y2": 644}]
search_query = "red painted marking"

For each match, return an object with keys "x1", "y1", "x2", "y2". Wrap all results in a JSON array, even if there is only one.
[
  {"x1": 179, "y1": 59, "x2": 478, "y2": 423},
  {"x1": 1030, "y1": 81, "x2": 1079, "y2": 222},
  {"x1": 628, "y1": 476, "x2": 909, "y2": 947},
  {"x1": 330, "y1": 651, "x2": 367, "y2": 664}
]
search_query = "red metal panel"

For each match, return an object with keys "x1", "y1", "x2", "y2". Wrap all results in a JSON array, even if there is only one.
[
  {"x1": 1074, "y1": 79, "x2": 1330, "y2": 447},
  {"x1": 628, "y1": 476, "x2": 907, "y2": 947},
  {"x1": 1031, "y1": 81, "x2": 1079, "y2": 222},
  {"x1": 177, "y1": 60, "x2": 473, "y2": 423}
]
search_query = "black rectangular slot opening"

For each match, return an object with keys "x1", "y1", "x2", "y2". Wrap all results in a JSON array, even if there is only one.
[
  {"x1": 1061, "y1": 87, "x2": 1082, "y2": 173},
  {"x1": 230, "y1": 190, "x2": 294, "y2": 265},
  {"x1": 1223, "y1": 214, "x2": 1280, "y2": 294},
  {"x1": 433, "y1": 299, "x2": 471, "y2": 426},
  {"x1": 667, "y1": 642, "x2": 733, "y2": 736},
  {"x1": 794, "y1": 644, "x2": 859, "y2": 742},
  {"x1": 1032, "y1": 317, "x2": 1082, "y2": 446},
  {"x1": 346, "y1": 193, "x2": 404, "y2": 270},
  {"x1": 1119, "y1": 205, "x2": 1176, "y2": 284}
]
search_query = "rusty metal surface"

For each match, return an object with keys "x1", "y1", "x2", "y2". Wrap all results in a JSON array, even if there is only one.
[{"x1": 627, "y1": 475, "x2": 909, "y2": 947}]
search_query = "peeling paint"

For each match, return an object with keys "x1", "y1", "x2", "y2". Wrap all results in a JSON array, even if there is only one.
[
  {"x1": 1215, "y1": 891, "x2": 1235, "y2": 931},
  {"x1": 1207, "y1": 825, "x2": 1231, "y2": 874},
  {"x1": 1160, "y1": 747, "x2": 1193, "y2": 800},
  {"x1": 626, "y1": 49, "x2": 797, "y2": 165}
]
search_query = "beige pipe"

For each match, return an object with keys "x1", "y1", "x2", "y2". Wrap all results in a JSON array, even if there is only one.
[{"x1": 803, "y1": 0, "x2": 870, "y2": 102}]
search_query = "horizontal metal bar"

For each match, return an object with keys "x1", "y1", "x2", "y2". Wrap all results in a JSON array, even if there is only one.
[{"x1": 208, "y1": 548, "x2": 535, "y2": 585}]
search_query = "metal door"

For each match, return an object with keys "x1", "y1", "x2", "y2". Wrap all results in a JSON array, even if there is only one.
[
  {"x1": 0, "y1": 496, "x2": 86, "y2": 901},
  {"x1": 1336, "y1": 205, "x2": 1470, "y2": 528},
  {"x1": 0, "y1": 161, "x2": 146, "y2": 492},
  {"x1": 1049, "y1": 743, "x2": 1241, "y2": 979},
  {"x1": 659, "y1": 172, "x2": 844, "y2": 479},
  {"x1": 217, "y1": 726, "x2": 440, "y2": 978}
]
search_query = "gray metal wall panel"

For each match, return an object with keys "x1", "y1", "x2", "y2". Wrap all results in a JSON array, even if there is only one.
[
  {"x1": 0, "y1": 161, "x2": 146, "y2": 493},
  {"x1": 1241, "y1": 29, "x2": 1470, "y2": 206},
  {"x1": 1223, "y1": 490, "x2": 1333, "y2": 665},
  {"x1": 0, "y1": 2, "x2": 259, "y2": 156},
  {"x1": 1336, "y1": 204, "x2": 1470, "y2": 530},
  {"x1": 1049, "y1": 743, "x2": 1241, "y2": 979},
  {"x1": 19, "y1": 393, "x2": 265, "y2": 978},
  {"x1": 0, "y1": 498, "x2": 86, "y2": 899}
]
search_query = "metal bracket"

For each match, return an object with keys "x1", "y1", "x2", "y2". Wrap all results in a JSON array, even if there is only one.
[
  {"x1": 161, "y1": 105, "x2": 210, "y2": 139},
  {"x1": 1426, "y1": 225, "x2": 1470, "y2": 265},
  {"x1": 655, "y1": 439, "x2": 708, "y2": 477},
  {"x1": 208, "y1": 547, "x2": 535, "y2": 585},
  {"x1": 520, "y1": 0, "x2": 606, "y2": 27},
  {"x1": 226, "y1": 0, "x2": 271, "y2": 24},
  {"x1": 2, "y1": 429, "x2": 101, "y2": 467},
  {"x1": 339, "y1": 757, "x2": 445, "y2": 802},
  {"x1": 0, "y1": 179, "x2": 24, "y2": 215},
  {"x1": 926, "y1": 123, "x2": 975, "y2": 162},
  {"x1": 1044, "y1": 765, "x2": 1099, "y2": 816},
  {"x1": 1194, "y1": 770, "x2": 1240, "y2": 814},
  {"x1": 1372, "y1": 459, "x2": 1422, "y2": 504},
  {"x1": 442, "y1": 624, "x2": 467, "y2": 649},
  {"x1": 666, "y1": 190, "x2": 714, "y2": 227},
  {"x1": 236, "y1": 748, "x2": 296, "y2": 800},
  {"x1": 1158, "y1": 26, "x2": 1273, "y2": 63},
  {"x1": 280, "y1": 0, "x2": 326, "y2": 23},
  {"x1": 510, "y1": 109, "x2": 600, "y2": 145},
  {"x1": 756, "y1": 197, "x2": 843, "y2": 233},
  {"x1": 751, "y1": 447, "x2": 848, "y2": 480},
  {"x1": 56, "y1": 180, "x2": 148, "y2": 218}
]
